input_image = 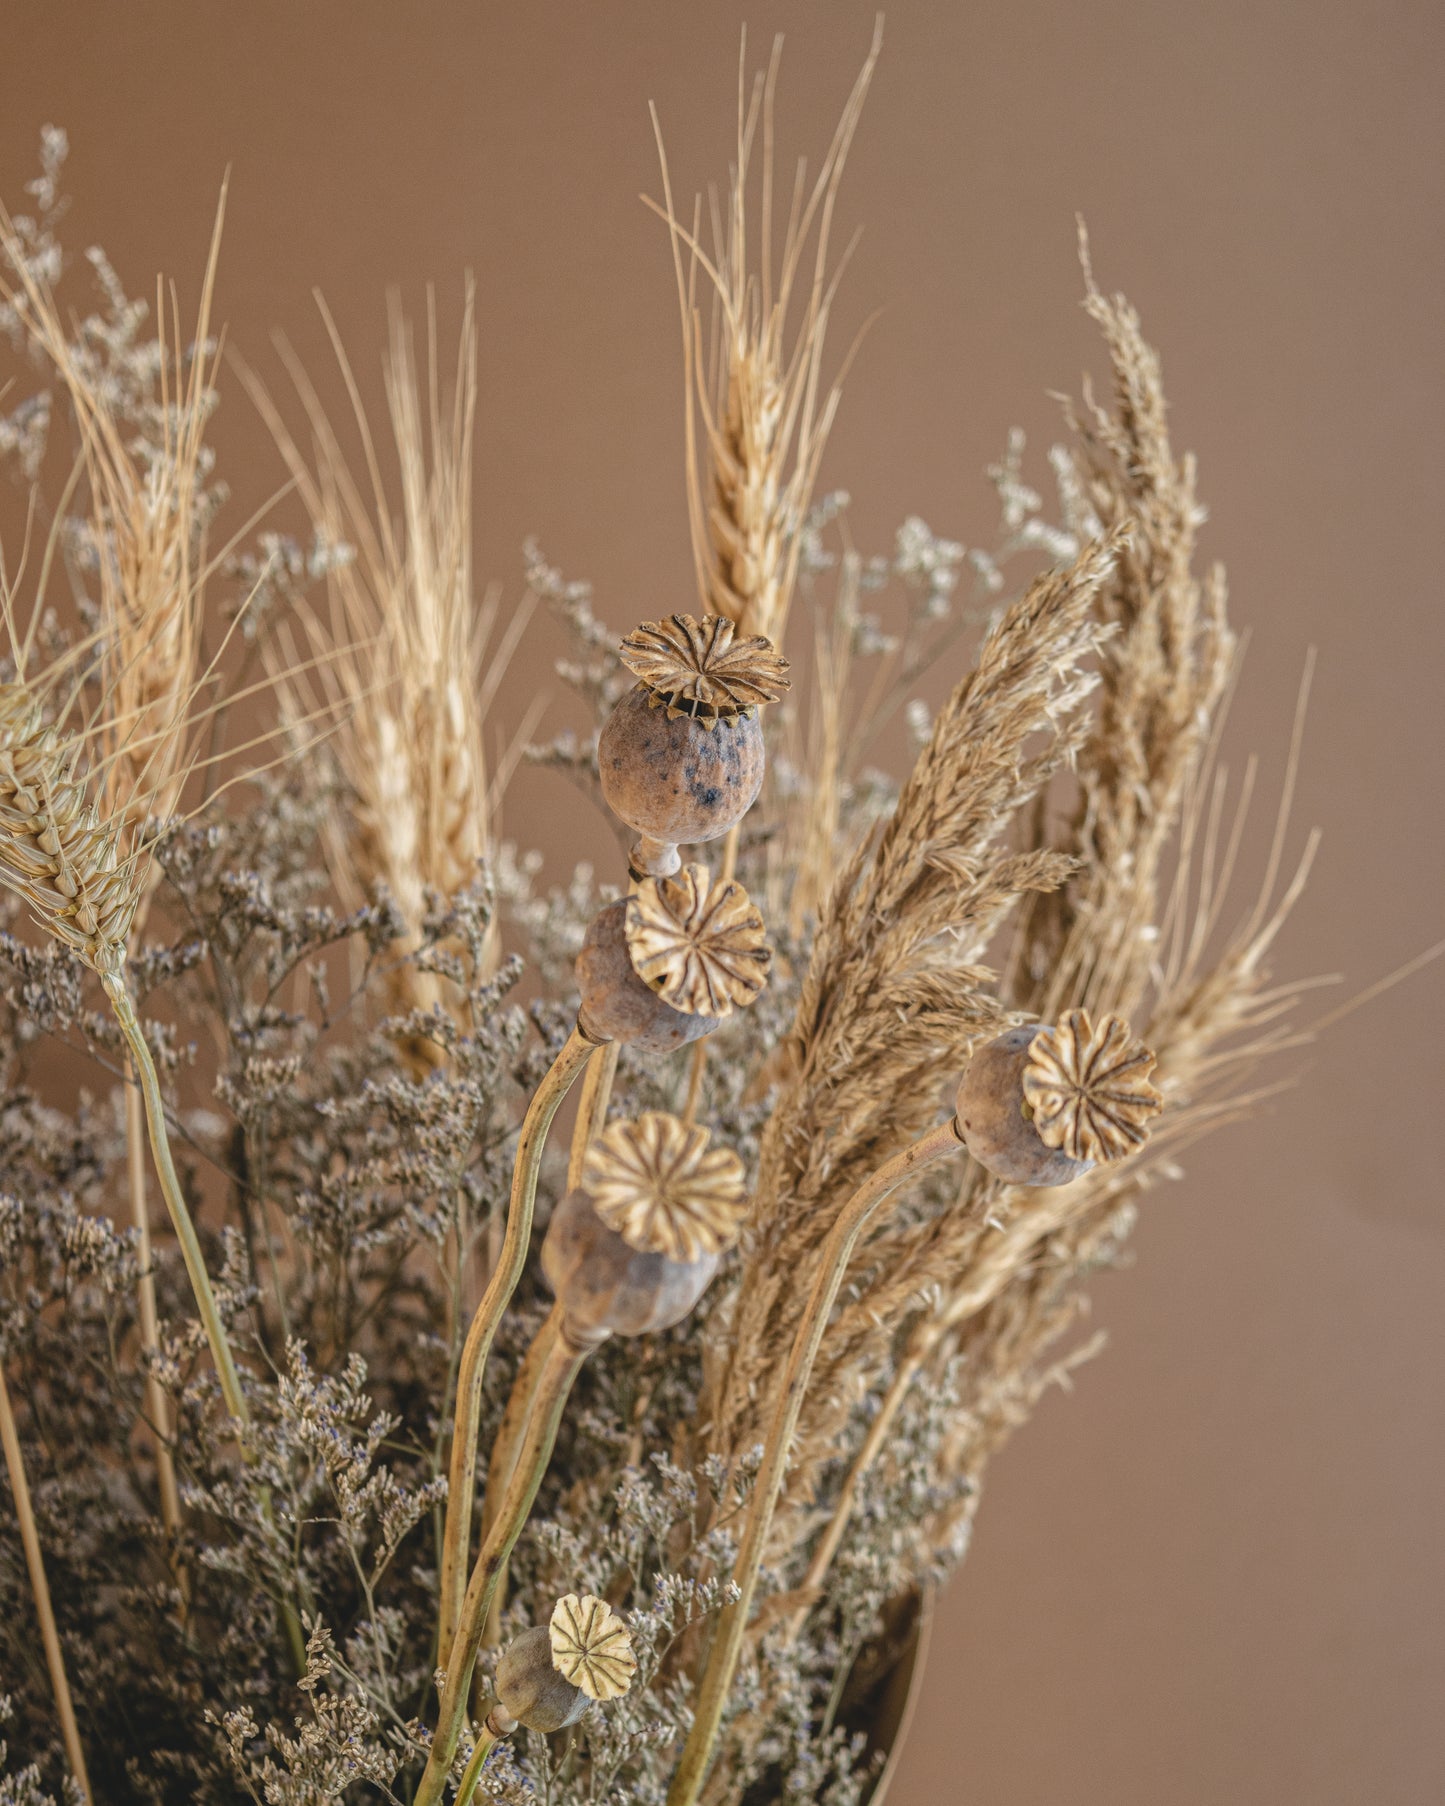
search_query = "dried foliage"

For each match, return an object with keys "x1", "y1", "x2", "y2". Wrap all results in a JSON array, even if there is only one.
[{"x1": 0, "y1": 65, "x2": 1344, "y2": 1806}]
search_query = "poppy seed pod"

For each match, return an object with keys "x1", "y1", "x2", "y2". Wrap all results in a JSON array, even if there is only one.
[
  {"x1": 955, "y1": 1011, "x2": 1163, "y2": 1187},
  {"x1": 576, "y1": 899, "x2": 721, "y2": 1053},
  {"x1": 542, "y1": 1185, "x2": 719, "y2": 1339},
  {"x1": 493, "y1": 1625, "x2": 589, "y2": 1733},
  {"x1": 598, "y1": 615, "x2": 789, "y2": 874},
  {"x1": 954, "y1": 1026, "x2": 1094, "y2": 1188}
]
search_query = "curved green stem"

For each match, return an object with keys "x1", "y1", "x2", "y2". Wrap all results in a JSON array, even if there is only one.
[
  {"x1": 436, "y1": 1028, "x2": 601, "y2": 1661},
  {"x1": 102, "y1": 970, "x2": 249, "y2": 1426},
  {"x1": 418, "y1": 1305, "x2": 599, "y2": 1806},
  {"x1": 567, "y1": 1037, "x2": 619, "y2": 1191},
  {"x1": 125, "y1": 1070, "x2": 187, "y2": 1599},
  {"x1": 665, "y1": 1117, "x2": 965, "y2": 1806},
  {"x1": 104, "y1": 975, "x2": 315, "y2": 1678},
  {"x1": 478, "y1": 1307, "x2": 562, "y2": 1649},
  {"x1": 454, "y1": 1711, "x2": 512, "y2": 1806}
]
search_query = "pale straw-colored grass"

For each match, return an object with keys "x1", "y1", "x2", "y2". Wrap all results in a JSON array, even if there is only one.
[
  {"x1": 1, "y1": 190, "x2": 226, "y2": 1572},
  {"x1": 241, "y1": 283, "x2": 529, "y2": 1067},
  {"x1": 649, "y1": 24, "x2": 880, "y2": 649}
]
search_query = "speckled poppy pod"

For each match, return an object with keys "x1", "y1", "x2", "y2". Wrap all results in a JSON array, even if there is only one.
[
  {"x1": 954, "y1": 1010, "x2": 1163, "y2": 1187},
  {"x1": 598, "y1": 614, "x2": 790, "y2": 877},
  {"x1": 541, "y1": 1113, "x2": 747, "y2": 1338},
  {"x1": 575, "y1": 867, "x2": 770, "y2": 1054}
]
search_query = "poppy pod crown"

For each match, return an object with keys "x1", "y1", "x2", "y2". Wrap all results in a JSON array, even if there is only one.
[{"x1": 618, "y1": 613, "x2": 791, "y2": 727}]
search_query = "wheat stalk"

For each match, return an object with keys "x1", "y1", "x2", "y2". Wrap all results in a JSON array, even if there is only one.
[
  {"x1": 649, "y1": 22, "x2": 879, "y2": 649},
  {"x1": 0, "y1": 1362, "x2": 92, "y2": 1803},
  {"x1": 1, "y1": 187, "x2": 231, "y2": 1576},
  {"x1": 241, "y1": 282, "x2": 522, "y2": 1071}
]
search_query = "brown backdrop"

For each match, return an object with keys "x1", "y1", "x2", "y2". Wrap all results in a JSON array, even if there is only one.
[{"x1": 3, "y1": 3, "x2": 1443, "y2": 1801}]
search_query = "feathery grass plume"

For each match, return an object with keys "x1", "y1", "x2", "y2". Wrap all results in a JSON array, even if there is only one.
[
  {"x1": 753, "y1": 261, "x2": 1325, "y2": 1665},
  {"x1": 650, "y1": 23, "x2": 880, "y2": 646},
  {"x1": 705, "y1": 529, "x2": 1124, "y2": 1493},
  {"x1": 242, "y1": 283, "x2": 522, "y2": 1064}
]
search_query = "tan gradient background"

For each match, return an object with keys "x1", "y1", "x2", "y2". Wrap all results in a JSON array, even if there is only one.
[{"x1": 3, "y1": 3, "x2": 1443, "y2": 1802}]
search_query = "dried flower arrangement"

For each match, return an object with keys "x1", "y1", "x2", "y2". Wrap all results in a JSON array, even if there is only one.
[{"x1": 0, "y1": 33, "x2": 1361, "y2": 1806}]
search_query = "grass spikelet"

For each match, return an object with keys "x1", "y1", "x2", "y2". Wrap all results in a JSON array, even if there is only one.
[
  {"x1": 0, "y1": 676, "x2": 143, "y2": 974},
  {"x1": 745, "y1": 257, "x2": 1327, "y2": 1658}
]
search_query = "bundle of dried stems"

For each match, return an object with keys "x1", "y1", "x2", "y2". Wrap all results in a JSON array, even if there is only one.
[{"x1": 0, "y1": 39, "x2": 1403, "y2": 1806}]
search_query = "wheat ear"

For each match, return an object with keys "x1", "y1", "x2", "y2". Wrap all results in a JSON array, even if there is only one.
[
  {"x1": 650, "y1": 22, "x2": 880, "y2": 646},
  {"x1": 0, "y1": 682, "x2": 250, "y2": 1428},
  {"x1": 1, "y1": 184, "x2": 228, "y2": 1565}
]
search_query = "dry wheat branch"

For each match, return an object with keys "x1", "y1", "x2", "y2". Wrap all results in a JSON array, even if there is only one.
[{"x1": 649, "y1": 22, "x2": 880, "y2": 648}]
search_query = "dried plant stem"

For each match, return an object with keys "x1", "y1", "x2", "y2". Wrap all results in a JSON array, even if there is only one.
[
  {"x1": 110, "y1": 984, "x2": 307, "y2": 1672},
  {"x1": 437, "y1": 1026, "x2": 601, "y2": 1659},
  {"x1": 479, "y1": 1308, "x2": 562, "y2": 1647},
  {"x1": 419, "y1": 1304, "x2": 597, "y2": 1806},
  {"x1": 785, "y1": 1324, "x2": 936, "y2": 1635},
  {"x1": 680, "y1": 822, "x2": 741, "y2": 1125},
  {"x1": 567, "y1": 1038, "x2": 620, "y2": 1191},
  {"x1": 125, "y1": 1072, "x2": 187, "y2": 1599},
  {"x1": 101, "y1": 971, "x2": 250, "y2": 1427},
  {"x1": 666, "y1": 1116, "x2": 965, "y2": 1806},
  {"x1": 0, "y1": 1362, "x2": 94, "y2": 1806},
  {"x1": 454, "y1": 1721, "x2": 504, "y2": 1806}
]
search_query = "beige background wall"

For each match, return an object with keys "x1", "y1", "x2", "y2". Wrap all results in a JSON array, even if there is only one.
[{"x1": 3, "y1": 3, "x2": 1442, "y2": 1801}]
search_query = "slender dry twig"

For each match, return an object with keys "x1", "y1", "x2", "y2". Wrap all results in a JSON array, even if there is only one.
[{"x1": 0, "y1": 1363, "x2": 93, "y2": 1805}]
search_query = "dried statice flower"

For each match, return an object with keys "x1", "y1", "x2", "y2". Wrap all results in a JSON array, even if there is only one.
[
  {"x1": 624, "y1": 864, "x2": 771, "y2": 1016},
  {"x1": 1022, "y1": 1008, "x2": 1162, "y2": 1163},
  {"x1": 583, "y1": 1112, "x2": 747, "y2": 1260},
  {"x1": 547, "y1": 1592, "x2": 636, "y2": 1701}
]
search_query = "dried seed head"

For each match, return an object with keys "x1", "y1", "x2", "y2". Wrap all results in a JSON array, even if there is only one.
[
  {"x1": 548, "y1": 1594, "x2": 636, "y2": 1702},
  {"x1": 619, "y1": 613, "x2": 790, "y2": 725},
  {"x1": 576, "y1": 898, "x2": 721, "y2": 1054},
  {"x1": 598, "y1": 683, "x2": 766, "y2": 859},
  {"x1": 1023, "y1": 1009, "x2": 1162, "y2": 1164},
  {"x1": 625, "y1": 864, "x2": 771, "y2": 1016},
  {"x1": 954, "y1": 1026, "x2": 1094, "y2": 1189},
  {"x1": 542, "y1": 1184, "x2": 719, "y2": 1338},
  {"x1": 0, "y1": 684, "x2": 142, "y2": 975},
  {"x1": 583, "y1": 1112, "x2": 747, "y2": 1261},
  {"x1": 493, "y1": 1625, "x2": 589, "y2": 1732}
]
